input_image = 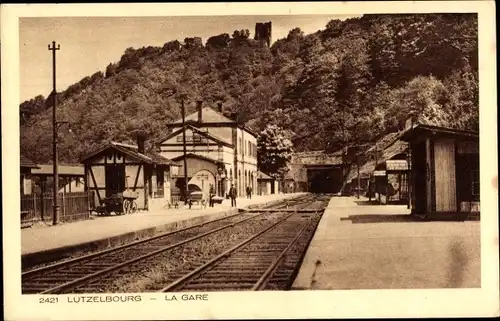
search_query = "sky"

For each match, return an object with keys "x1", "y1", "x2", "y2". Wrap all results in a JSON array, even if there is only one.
[{"x1": 19, "y1": 15, "x2": 358, "y2": 101}]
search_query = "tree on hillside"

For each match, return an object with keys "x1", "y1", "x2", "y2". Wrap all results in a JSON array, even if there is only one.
[
  {"x1": 257, "y1": 124, "x2": 294, "y2": 179},
  {"x1": 19, "y1": 14, "x2": 478, "y2": 164}
]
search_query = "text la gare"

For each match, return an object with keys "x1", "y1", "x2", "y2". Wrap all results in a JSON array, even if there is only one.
[{"x1": 165, "y1": 294, "x2": 208, "y2": 301}]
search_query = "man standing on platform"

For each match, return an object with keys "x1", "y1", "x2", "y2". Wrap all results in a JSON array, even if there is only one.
[
  {"x1": 229, "y1": 184, "x2": 237, "y2": 207},
  {"x1": 209, "y1": 184, "x2": 215, "y2": 207}
]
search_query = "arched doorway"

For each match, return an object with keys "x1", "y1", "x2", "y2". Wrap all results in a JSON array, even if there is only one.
[{"x1": 188, "y1": 170, "x2": 216, "y2": 200}]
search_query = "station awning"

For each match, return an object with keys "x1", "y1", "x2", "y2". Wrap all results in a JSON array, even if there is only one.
[{"x1": 345, "y1": 137, "x2": 408, "y2": 182}]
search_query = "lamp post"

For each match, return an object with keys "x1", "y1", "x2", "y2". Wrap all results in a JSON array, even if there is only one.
[
  {"x1": 49, "y1": 41, "x2": 61, "y2": 225},
  {"x1": 52, "y1": 121, "x2": 70, "y2": 225},
  {"x1": 180, "y1": 100, "x2": 189, "y2": 204}
]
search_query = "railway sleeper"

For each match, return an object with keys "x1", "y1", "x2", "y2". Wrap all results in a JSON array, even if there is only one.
[
  {"x1": 188, "y1": 277, "x2": 261, "y2": 283},
  {"x1": 182, "y1": 282, "x2": 257, "y2": 289}
]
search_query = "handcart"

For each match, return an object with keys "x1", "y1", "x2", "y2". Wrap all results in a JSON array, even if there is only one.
[{"x1": 94, "y1": 191, "x2": 138, "y2": 216}]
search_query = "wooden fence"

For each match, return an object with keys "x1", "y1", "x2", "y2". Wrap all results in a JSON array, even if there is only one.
[{"x1": 20, "y1": 191, "x2": 91, "y2": 227}]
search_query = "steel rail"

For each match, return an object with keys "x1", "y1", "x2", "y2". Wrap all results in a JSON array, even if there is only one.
[
  {"x1": 158, "y1": 211, "x2": 299, "y2": 292},
  {"x1": 251, "y1": 218, "x2": 313, "y2": 290},
  {"x1": 22, "y1": 211, "x2": 244, "y2": 278},
  {"x1": 37, "y1": 210, "x2": 273, "y2": 294}
]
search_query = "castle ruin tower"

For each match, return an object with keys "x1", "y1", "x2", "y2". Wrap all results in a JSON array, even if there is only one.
[{"x1": 254, "y1": 22, "x2": 272, "y2": 47}]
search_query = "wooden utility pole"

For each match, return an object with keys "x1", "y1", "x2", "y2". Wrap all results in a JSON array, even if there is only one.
[
  {"x1": 356, "y1": 151, "x2": 360, "y2": 199},
  {"x1": 181, "y1": 100, "x2": 189, "y2": 204},
  {"x1": 375, "y1": 147, "x2": 381, "y2": 204},
  {"x1": 49, "y1": 41, "x2": 60, "y2": 225}
]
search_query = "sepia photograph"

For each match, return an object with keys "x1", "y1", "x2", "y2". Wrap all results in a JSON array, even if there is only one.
[{"x1": 2, "y1": 1, "x2": 498, "y2": 320}]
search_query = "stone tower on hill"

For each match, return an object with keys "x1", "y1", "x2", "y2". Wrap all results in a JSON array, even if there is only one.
[{"x1": 254, "y1": 22, "x2": 272, "y2": 47}]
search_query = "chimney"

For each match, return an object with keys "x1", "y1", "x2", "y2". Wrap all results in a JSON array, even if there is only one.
[
  {"x1": 137, "y1": 135, "x2": 146, "y2": 154},
  {"x1": 197, "y1": 101, "x2": 203, "y2": 123},
  {"x1": 217, "y1": 102, "x2": 223, "y2": 114}
]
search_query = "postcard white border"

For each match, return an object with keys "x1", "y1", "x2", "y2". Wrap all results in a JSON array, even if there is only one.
[{"x1": 2, "y1": 2, "x2": 498, "y2": 320}]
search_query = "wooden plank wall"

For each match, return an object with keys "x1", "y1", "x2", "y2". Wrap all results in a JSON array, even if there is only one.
[
  {"x1": 434, "y1": 138, "x2": 457, "y2": 211},
  {"x1": 425, "y1": 139, "x2": 433, "y2": 212}
]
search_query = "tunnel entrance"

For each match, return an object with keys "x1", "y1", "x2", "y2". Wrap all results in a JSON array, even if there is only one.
[{"x1": 307, "y1": 166, "x2": 343, "y2": 194}]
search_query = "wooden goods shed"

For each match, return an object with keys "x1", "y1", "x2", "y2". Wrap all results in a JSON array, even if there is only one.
[
  {"x1": 401, "y1": 123, "x2": 479, "y2": 220},
  {"x1": 81, "y1": 141, "x2": 177, "y2": 211}
]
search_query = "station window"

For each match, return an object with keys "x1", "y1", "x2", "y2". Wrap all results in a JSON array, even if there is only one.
[
  {"x1": 472, "y1": 170, "x2": 480, "y2": 197},
  {"x1": 156, "y1": 169, "x2": 164, "y2": 198},
  {"x1": 20, "y1": 174, "x2": 25, "y2": 195}
]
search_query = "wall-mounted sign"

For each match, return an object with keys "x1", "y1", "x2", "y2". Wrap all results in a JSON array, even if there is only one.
[
  {"x1": 386, "y1": 160, "x2": 408, "y2": 171},
  {"x1": 373, "y1": 170, "x2": 386, "y2": 176}
]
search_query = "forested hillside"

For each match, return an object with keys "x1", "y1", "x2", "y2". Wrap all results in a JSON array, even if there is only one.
[{"x1": 20, "y1": 13, "x2": 478, "y2": 164}]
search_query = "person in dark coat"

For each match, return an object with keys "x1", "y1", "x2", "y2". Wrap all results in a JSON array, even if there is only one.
[
  {"x1": 229, "y1": 184, "x2": 237, "y2": 207},
  {"x1": 209, "y1": 184, "x2": 215, "y2": 207}
]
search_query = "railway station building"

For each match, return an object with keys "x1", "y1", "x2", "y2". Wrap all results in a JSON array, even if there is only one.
[
  {"x1": 401, "y1": 122, "x2": 480, "y2": 220},
  {"x1": 157, "y1": 102, "x2": 258, "y2": 201},
  {"x1": 81, "y1": 139, "x2": 178, "y2": 211}
]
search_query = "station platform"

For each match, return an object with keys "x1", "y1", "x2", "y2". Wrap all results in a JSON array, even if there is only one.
[
  {"x1": 292, "y1": 196, "x2": 481, "y2": 289},
  {"x1": 22, "y1": 193, "x2": 306, "y2": 268}
]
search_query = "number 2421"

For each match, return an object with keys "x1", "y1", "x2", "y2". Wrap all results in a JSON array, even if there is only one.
[{"x1": 39, "y1": 297, "x2": 58, "y2": 303}]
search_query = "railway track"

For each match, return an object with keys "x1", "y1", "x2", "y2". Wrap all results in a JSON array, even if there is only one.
[
  {"x1": 159, "y1": 209, "x2": 323, "y2": 292},
  {"x1": 22, "y1": 195, "x2": 326, "y2": 294}
]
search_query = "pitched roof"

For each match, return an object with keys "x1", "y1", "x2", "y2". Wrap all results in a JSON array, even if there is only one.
[
  {"x1": 256, "y1": 171, "x2": 273, "y2": 180},
  {"x1": 172, "y1": 107, "x2": 235, "y2": 124},
  {"x1": 32, "y1": 164, "x2": 84, "y2": 176},
  {"x1": 81, "y1": 142, "x2": 177, "y2": 166},
  {"x1": 170, "y1": 153, "x2": 223, "y2": 165},
  {"x1": 147, "y1": 152, "x2": 180, "y2": 166},
  {"x1": 401, "y1": 123, "x2": 479, "y2": 141},
  {"x1": 157, "y1": 125, "x2": 233, "y2": 147},
  {"x1": 170, "y1": 106, "x2": 258, "y2": 138},
  {"x1": 20, "y1": 155, "x2": 39, "y2": 168}
]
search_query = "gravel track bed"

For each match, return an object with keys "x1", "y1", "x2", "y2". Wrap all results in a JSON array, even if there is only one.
[
  {"x1": 21, "y1": 213, "x2": 256, "y2": 294},
  {"x1": 67, "y1": 212, "x2": 288, "y2": 293},
  {"x1": 264, "y1": 214, "x2": 323, "y2": 290},
  {"x1": 22, "y1": 196, "x2": 306, "y2": 272},
  {"x1": 22, "y1": 213, "x2": 239, "y2": 273}
]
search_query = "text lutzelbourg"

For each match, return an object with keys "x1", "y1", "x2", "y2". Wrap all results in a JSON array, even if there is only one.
[
  {"x1": 67, "y1": 295, "x2": 142, "y2": 303},
  {"x1": 64, "y1": 294, "x2": 209, "y2": 303}
]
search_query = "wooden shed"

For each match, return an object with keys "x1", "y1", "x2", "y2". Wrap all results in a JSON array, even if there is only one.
[
  {"x1": 401, "y1": 123, "x2": 479, "y2": 220},
  {"x1": 20, "y1": 155, "x2": 39, "y2": 195},
  {"x1": 257, "y1": 171, "x2": 275, "y2": 195},
  {"x1": 81, "y1": 141, "x2": 177, "y2": 211}
]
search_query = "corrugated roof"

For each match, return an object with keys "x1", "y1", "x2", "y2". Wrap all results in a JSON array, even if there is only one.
[
  {"x1": 20, "y1": 155, "x2": 39, "y2": 168},
  {"x1": 346, "y1": 139, "x2": 408, "y2": 182},
  {"x1": 366, "y1": 131, "x2": 403, "y2": 153}
]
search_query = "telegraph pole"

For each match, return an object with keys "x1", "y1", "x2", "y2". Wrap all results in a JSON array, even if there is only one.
[
  {"x1": 49, "y1": 41, "x2": 60, "y2": 225},
  {"x1": 181, "y1": 100, "x2": 189, "y2": 204},
  {"x1": 356, "y1": 151, "x2": 360, "y2": 199}
]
